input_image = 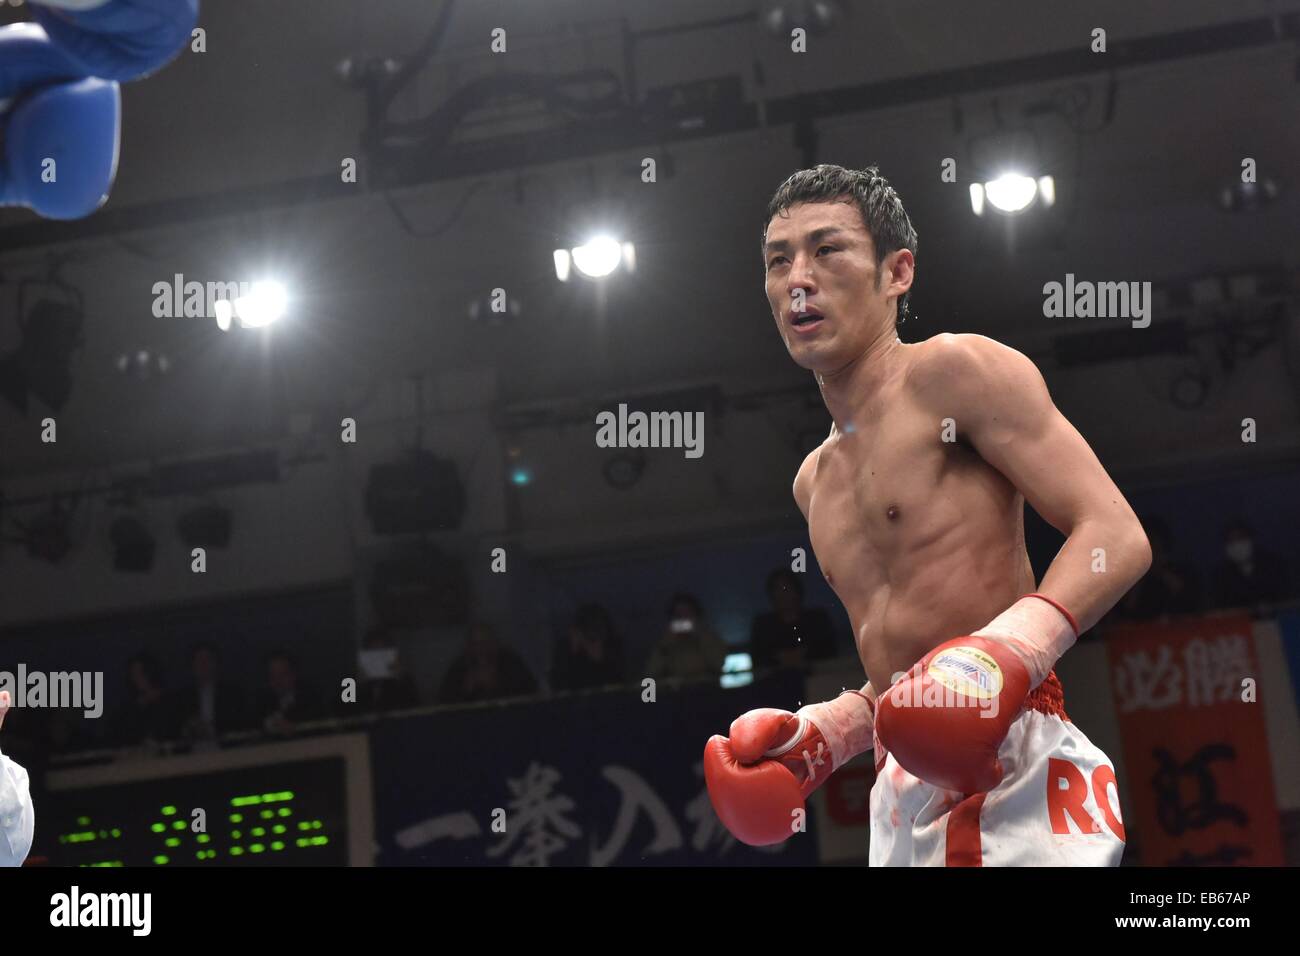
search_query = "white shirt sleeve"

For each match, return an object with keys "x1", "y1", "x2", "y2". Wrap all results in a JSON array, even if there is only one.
[{"x1": 0, "y1": 748, "x2": 35, "y2": 867}]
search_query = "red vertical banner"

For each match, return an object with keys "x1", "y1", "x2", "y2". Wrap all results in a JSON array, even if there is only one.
[{"x1": 1106, "y1": 614, "x2": 1283, "y2": 865}]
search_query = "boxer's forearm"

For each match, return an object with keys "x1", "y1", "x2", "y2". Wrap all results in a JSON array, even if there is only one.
[
  {"x1": 1036, "y1": 516, "x2": 1153, "y2": 634},
  {"x1": 795, "y1": 683, "x2": 876, "y2": 765}
]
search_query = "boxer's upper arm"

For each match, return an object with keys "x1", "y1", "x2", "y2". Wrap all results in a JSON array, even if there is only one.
[{"x1": 910, "y1": 334, "x2": 1135, "y2": 536}]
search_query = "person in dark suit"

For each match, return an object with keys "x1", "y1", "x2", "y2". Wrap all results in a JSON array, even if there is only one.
[
  {"x1": 550, "y1": 603, "x2": 625, "y2": 692},
  {"x1": 438, "y1": 622, "x2": 538, "y2": 705},
  {"x1": 112, "y1": 651, "x2": 172, "y2": 747},
  {"x1": 1214, "y1": 517, "x2": 1290, "y2": 609},
  {"x1": 174, "y1": 642, "x2": 249, "y2": 744},
  {"x1": 257, "y1": 650, "x2": 325, "y2": 735}
]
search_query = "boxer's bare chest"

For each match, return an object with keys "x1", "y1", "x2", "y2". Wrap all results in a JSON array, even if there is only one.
[
  {"x1": 803, "y1": 391, "x2": 990, "y2": 612},
  {"x1": 809, "y1": 416, "x2": 925, "y2": 565}
]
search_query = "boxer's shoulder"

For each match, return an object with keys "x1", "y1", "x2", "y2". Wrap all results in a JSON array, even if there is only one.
[
  {"x1": 906, "y1": 333, "x2": 1040, "y2": 405},
  {"x1": 909, "y1": 332, "x2": 1011, "y2": 375}
]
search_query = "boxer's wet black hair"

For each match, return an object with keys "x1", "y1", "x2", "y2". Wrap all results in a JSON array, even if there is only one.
[{"x1": 763, "y1": 164, "x2": 919, "y2": 324}]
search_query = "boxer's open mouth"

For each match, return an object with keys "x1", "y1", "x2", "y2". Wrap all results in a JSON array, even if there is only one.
[{"x1": 792, "y1": 312, "x2": 824, "y2": 327}]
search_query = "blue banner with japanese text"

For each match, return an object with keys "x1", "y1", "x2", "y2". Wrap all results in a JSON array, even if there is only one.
[{"x1": 371, "y1": 673, "x2": 818, "y2": 865}]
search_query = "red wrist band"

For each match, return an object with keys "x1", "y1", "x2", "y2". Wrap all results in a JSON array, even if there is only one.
[{"x1": 1025, "y1": 592, "x2": 1079, "y2": 637}]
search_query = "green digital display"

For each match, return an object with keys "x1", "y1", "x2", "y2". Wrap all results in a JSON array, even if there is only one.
[{"x1": 46, "y1": 756, "x2": 349, "y2": 867}]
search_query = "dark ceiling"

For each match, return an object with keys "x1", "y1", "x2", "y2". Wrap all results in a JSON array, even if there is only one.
[{"x1": 1, "y1": 0, "x2": 1297, "y2": 479}]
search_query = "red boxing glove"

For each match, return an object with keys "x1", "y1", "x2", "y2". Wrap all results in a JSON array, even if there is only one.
[
  {"x1": 704, "y1": 690, "x2": 874, "y2": 846},
  {"x1": 875, "y1": 635, "x2": 1030, "y2": 794}
]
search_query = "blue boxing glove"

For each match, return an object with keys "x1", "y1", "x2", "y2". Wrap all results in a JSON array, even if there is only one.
[
  {"x1": 0, "y1": 22, "x2": 93, "y2": 102},
  {"x1": 29, "y1": 0, "x2": 197, "y2": 83},
  {"x1": 0, "y1": 74, "x2": 120, "y2": 219}
]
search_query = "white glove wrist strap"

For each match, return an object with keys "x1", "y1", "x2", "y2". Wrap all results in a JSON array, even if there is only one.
[{"x1": 972, "y1": 594, "x2": 1077, "y2": 688}]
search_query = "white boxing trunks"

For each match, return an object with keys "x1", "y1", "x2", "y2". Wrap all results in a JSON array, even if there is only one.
[{"x1": 868, "y1": 671, "x2": 1125, "y2": 866}]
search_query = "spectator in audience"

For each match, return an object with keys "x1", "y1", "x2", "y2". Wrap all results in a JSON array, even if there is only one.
[
  {"x1": 1214, "y1": 518, "x2": 1289, "y2": 609},
  {"x1": 749, "y1": 568, "x2": 838, "y2": 670},
  {"x1": 550, "y1": 603, "x2": 625, "y2": 692},
  {"x1": 174, "y1": 642, "x2": 249, "y2": 744},
  {"x1": 438, "y1": 622, "x2": 538, "y2": 705},
  {"x1": 112, "y1": 651, "x2": 172, "y2": 747},
  {"x1": 356, "y1": 626, "x2": 421, "y2": 714},
  {"x1": 257, "y1": 650, "x2": 324, "y2": 735},
  {"x1": 1113, "y1": 516, "x2": 1200, "y2": 620},
  {"x1": 645, "y1": 592, "x2": 728, "y2": 682}
]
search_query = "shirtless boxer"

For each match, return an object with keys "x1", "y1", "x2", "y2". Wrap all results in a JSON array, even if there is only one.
[{"x1": 704, "y1": 164, "x2": 1151, "y2": 866}]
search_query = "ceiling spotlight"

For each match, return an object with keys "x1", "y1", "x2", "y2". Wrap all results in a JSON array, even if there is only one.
[
  {"x1": 985, "y1": 174, "x2": 1037, "y2": 213},
  {"x1": 1037, "y1": 175, "x2": 1056, "y2": 207},
  {"x1": 233, "y1": 281, "x2": 288, "y2": 328},
  {"x1": 1218, "y1": 178, "x2": 1279, "y2": 212},
  {"x1": 110, "y1": 513, "x2": 156, "y2": 572},
  {"x1": 468, "y1": 292, "x2": 523, "y2": 325},
  {"x1": 572, "y1": 237, "x2": 621, "y2": 279},
  {"x1": 969, "y1": 173, "x2": 1055, "y2": 216},
  {"x1": 554, "y1": 236, "x2": 636, "y2": 282},
  {"x1": 553, "y1": 249, "x2": 572, "y2": 283},
  {"x1": 116, "y1": 348, "x2": 171, "y2": 379},
  {"x1": 214, "y1": 298, "x2": 233, "y2": 332},
  {"x1": 334, "y1": 55, "x2": 402, "y2": 88},
  {"x1": 15, "y1": 500, "x2": 73, "y2": 564},
  {"x1": 759, "y1": 1, "x2": 843, "y2": 36}
]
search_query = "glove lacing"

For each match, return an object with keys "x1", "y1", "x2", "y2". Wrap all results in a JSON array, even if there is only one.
[
  {"x1": 761, "y1": 714, "x2": 829, "y2": 784},
  {"x1": 799, "y1": 741, "x2": 828, "y2": 784}
]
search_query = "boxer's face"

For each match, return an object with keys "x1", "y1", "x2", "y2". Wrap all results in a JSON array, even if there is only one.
[{"x1": 763, "y1": 199, "x2": 898, "y2": 373}]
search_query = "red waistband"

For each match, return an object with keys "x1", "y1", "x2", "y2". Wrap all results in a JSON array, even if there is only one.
[{"x1": 1028, "y1": 669, "x2": 1068, "y2": 721}]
